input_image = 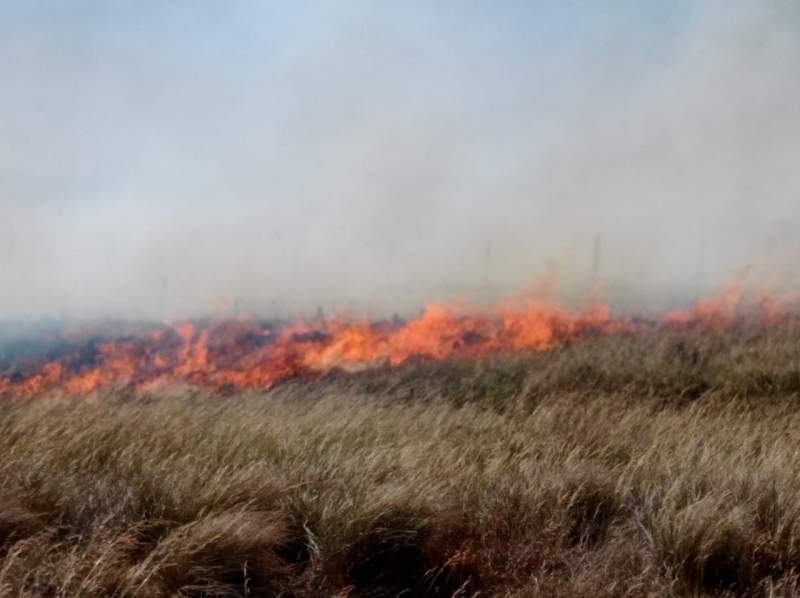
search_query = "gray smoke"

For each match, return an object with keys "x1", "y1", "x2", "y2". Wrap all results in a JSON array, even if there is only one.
[{"x1": 1, "y1": 1, "x2": 799, "y2": 321}]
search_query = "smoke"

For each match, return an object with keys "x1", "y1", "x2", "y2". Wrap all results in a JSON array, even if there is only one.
[{"x1": 1, "y1": 1, "x2": 799, "y2": 320}]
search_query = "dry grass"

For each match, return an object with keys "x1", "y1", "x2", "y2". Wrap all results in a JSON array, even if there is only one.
[{"x1": 1, "y1": 326, "x2": 800, "y2": 596}]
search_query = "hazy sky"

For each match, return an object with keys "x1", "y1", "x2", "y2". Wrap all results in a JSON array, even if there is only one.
[{"x1": 1, "y1": 1, "x2": 799, "y2": 320}]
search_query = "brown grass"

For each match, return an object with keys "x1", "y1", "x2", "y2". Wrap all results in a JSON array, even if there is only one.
[{"x1": 1, "y1": 326, "x2": 800, "y2": 596}]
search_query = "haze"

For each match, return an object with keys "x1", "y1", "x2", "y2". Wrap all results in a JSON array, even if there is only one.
[{"x1": 1, "y1": 1, "x2": 799, "y2": 321}]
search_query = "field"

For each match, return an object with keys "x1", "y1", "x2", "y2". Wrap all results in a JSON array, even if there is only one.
[{"x1": 2, "y1": 325, "x2": 800, "y2": 597}]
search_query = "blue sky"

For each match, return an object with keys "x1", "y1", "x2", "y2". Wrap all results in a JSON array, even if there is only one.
[{"x1": 1, "y1": 1, "x2": 798, "y2": 319}]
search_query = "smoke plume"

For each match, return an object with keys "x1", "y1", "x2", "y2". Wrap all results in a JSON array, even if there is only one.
[{"x1": 1, "y1": 1, "x2": 799, "y2": 321}]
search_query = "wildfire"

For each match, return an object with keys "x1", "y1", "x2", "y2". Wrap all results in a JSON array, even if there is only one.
[{"x1": 0, "y1": 279, "x2": 796, "y2": 400}]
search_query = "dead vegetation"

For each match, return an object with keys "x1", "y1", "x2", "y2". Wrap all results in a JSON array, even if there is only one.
[{"x1": 1, "y1": 326, "x2": 800, "y2": 596}]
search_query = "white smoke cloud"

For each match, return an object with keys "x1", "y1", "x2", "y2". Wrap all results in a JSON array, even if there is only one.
[{"x1": 0, "y1": 1, "x2": 798, "y2": 320}]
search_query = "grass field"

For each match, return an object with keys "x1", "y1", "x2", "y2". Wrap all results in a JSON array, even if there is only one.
[{"x1": 2, "y1": 325, "x2": 800, "y2": 597}]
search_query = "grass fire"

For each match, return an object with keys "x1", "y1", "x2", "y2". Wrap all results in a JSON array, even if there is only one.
[
  {"x1": 4, "y1": 1, "x2": 800, "y2": 596},
  {"x1": 0, "y1": 279, "x2": 794, "y2": 401},
  {"x1": 0, "y1": 280, "x2": 799, "y2": 595},
  {"x1": 3, "y1": 303, "x2": 800, "y2": 596}
]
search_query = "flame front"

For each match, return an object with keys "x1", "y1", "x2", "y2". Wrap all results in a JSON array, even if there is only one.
[{"x1": 0, "y1": 280, "x2": 795, "y2": 400}]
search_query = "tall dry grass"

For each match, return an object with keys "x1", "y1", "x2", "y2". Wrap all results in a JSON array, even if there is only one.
[{"x1": 1, "y1": 326, "x2": 800, "y2": 596}]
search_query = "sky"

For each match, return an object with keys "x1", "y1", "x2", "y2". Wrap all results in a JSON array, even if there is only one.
[{"x1": 1, "y1": 1, "x2": 799, "y2": 320}]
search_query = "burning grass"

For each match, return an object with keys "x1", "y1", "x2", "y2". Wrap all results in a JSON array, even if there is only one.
[
  {"x1": 1, "y1": 327, "x2": 800, "y2": 596},
  {"x1": 0, "y1": 277, "x2": 796, "y2": 401}
]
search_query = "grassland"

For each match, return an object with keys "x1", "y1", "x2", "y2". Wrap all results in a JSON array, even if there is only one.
[{"x1": 2, "y1": 325, "x2": 800, "y2": 597}]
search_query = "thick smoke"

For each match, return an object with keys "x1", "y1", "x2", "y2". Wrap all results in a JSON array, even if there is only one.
[{"x1": 1, "y1": 1, "x2": 799, "y2": 321}]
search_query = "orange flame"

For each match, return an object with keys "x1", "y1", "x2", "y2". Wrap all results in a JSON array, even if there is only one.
[
  {"x1": 663, "y1": 284, "x2": 744, "y2": 328},
  {"x1": 0, "y1": 277, "x2": 796, "y2": 400}
]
